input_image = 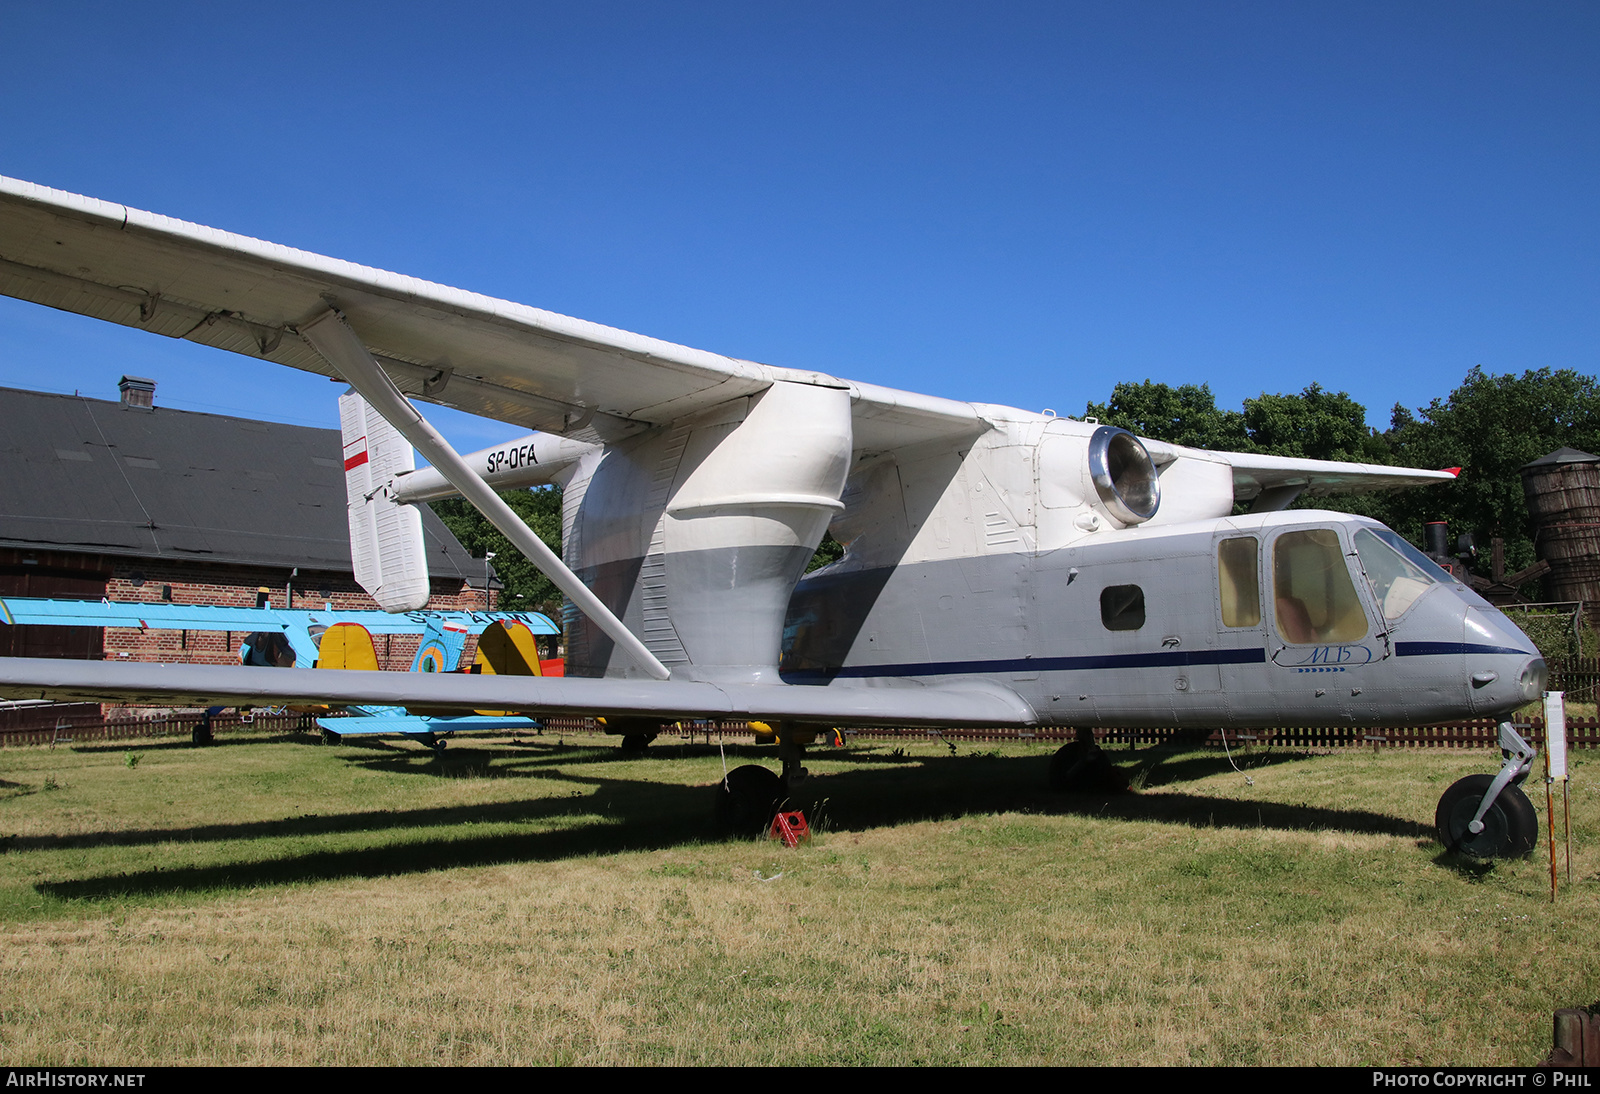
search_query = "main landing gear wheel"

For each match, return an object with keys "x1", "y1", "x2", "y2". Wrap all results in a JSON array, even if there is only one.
[
  {"x1": 1435, "y1": 774, "x2": 1538, "y2": 860},
  {"x1": 1048, "y1": 738, "x2": 1127, "y2": 793},
  {"x1": 620, "y1": 732, "x2": 657, "y2": 756},
  {"x1": 716, "y1": 764, "x2": 784, "y2": 837}
]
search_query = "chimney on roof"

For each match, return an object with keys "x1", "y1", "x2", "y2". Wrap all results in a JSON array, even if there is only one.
[{"x1": 118, "y1": 375, "x2": 155, "y2": 410}]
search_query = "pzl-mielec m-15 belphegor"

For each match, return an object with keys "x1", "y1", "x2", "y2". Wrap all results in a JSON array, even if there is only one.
[{"x1": 0, "y1": 176, "x2": 1547, "y2": 856}]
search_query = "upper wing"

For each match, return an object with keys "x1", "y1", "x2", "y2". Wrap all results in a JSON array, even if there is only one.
[
  {"x1": 1219, "y1": 451, "x2": 1457, "y2": 501},
  {"x1": 0, "y1": 176, "x2": 982, "y2": 452},
  {"x1": 0, "y1": 597, "x2": 558, "y2": 636},
  {"x1": 0, "y1": 656, "x2": 1037, "y2": 728}
]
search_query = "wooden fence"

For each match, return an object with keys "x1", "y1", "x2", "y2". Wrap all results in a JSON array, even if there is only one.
[
  {"x1": 547, "y1": 715, "x2": 1600, "y2": 750},
  {"x1": 5, "y1": 710, "x2": 1599, "y2": 751},
  {"x1": 1550, "y1": 657, "x2": 1600, "y2": 705},
  {"x1": 0, "y1": 707, "x2": 317, "y2": 748}
]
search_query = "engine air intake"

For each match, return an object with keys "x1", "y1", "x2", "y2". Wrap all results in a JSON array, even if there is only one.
[{"x1": 1088, "y1": 426, "x2": 1160, "y2": 524}]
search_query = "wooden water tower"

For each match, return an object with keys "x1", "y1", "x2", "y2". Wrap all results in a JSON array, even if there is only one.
[{"x1": 1521, "y1": 447, "x2": 1600, "y2": 618}]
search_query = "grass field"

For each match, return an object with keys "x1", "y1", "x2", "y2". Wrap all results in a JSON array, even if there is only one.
[{"x1": 0, "y1": 728, "x2": 1595, "y2": 1066}]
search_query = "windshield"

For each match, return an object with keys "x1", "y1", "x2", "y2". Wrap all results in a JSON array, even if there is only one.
[{"x1": 1354, "y1": 527, "x2": 1447, "y2": 622}]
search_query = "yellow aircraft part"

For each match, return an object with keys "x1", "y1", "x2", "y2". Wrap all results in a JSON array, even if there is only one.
[
  {"x1": 473, "y1": 620, "x2": 542, "y2": 715},
  {"x1": 473, "y1": 621, "x2": 544, "y2": 676},
  {"x1": 297, "y1": 621, "x2": 381, "y2": 712},
  {"x1": 315, "y1": 622, "x2": 380, "y2": 672}
]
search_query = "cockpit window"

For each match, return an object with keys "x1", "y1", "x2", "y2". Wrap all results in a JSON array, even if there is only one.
[
  {"x1": 1354, "y1": 527, "x2": 1445, "y2": 622},
  {"x1": 1272, "y1": 528, "x2": 1368, "y2": 644}
]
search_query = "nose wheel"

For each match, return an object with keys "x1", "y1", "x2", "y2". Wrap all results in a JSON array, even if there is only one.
[
  {"x1": 1436, "y1": 774, "x2": 1537, "y2": 859},
  {"x1": 1434, "y1": 721, "x2": 1539, "y2": 859}
]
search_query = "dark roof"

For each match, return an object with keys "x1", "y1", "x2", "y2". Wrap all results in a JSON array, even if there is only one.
[
  {"x1": 0, "y1": 385, "x2": 483, "y2": 582},
  {"x1": 1522, "y1": 446, "x2": 1600, "y2": 470}
]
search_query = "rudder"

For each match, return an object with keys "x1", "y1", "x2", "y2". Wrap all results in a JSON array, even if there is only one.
[{"x1": 340, "y1": 390, "x2": 430, "y2": 612}]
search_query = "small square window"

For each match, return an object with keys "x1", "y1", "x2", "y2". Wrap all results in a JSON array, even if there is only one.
[{"x1": 1100, "y1": 584, "x2": 1145, "y2": 631}]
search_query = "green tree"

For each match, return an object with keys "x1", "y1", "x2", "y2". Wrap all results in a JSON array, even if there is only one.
[
  {"x1": 806, "y1": 532, "x2": 844, "y2": 572},
  {"x1": 430, "y1": 486, "x2": 564, "y2": 614},
  {"x1": 1379, "y1": 367, "x2": 1600, "y2": 582},
  {"x1": 1241, "y1": 383, "x2": 1391, "y2": 464},
  {"x1": 1085, "y1": 380, "x2": 1251, "y2": 450}
]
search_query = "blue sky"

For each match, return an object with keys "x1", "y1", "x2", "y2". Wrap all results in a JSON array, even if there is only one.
[{"x1": 0, "y1": 1, "x2": 1595, "y2": 453}]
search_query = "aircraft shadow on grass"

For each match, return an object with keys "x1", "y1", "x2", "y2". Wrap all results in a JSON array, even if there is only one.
[{"x1": 30, "y1": 746, "x2": 1433, "y2": 902}]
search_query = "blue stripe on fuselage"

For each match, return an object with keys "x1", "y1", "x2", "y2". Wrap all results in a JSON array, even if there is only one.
[
  {"x1": 785, "y1": 641, "x2": 1532, "y2": 683},
  {"x1": 783, "y1": 646, "x2": 1266, "y2": 682},
  {"x1": 1395, "y1": 641, "x2": 1534, "y2": 658}
]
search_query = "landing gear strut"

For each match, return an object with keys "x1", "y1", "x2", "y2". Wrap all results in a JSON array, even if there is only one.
[{"x1": 1435, "y1": 721, "x2": 1539, "y2": 859}]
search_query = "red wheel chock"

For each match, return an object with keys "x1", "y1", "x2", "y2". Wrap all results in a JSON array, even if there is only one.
[{"x1": 770, "y1": 810, "x2": 810, "y2": 847}]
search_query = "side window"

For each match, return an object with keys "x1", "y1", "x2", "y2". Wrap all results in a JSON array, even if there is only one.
[
  {"x1": 1217, "y1": 536, "x2": 1260, "y2": 627},
  {"x1": 1100, "y1": 584, "x2": 1145, "y2": 631},
  {"x1": 1272, "y1": 529, "x2": 1367, "y2": 644}
]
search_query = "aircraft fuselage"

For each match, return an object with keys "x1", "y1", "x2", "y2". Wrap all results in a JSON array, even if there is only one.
[{"x1": 784, "y1": 510, "x2": 1543, "y2": 728}]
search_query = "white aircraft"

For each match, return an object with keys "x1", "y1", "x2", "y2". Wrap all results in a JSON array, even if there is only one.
[{"x1": 0, "y1": 176, "x2": 1546, "y2": 855}]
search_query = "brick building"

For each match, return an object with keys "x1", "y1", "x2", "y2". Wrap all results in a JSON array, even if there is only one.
[{"x1": 0, "y1": 380, "x2": 491, "y2": 684}]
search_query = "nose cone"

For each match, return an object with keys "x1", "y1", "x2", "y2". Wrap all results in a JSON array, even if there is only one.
[
  {"x1": 1517, "y1": 656, "x2": 1547, "y2": 703},
  {"x1": 1464, "y1": 604, "x2": 1543, "y2": 716}
]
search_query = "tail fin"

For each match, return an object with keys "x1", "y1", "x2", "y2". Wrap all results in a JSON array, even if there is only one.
[
  {"x1": 472, "y1": 619, "x2": 542, "y2": 716},
  {"x1": 473, "y1": 620, "x2": 544, "y2": 676},
  {"x1": 315, "y1": 622, "x2": 380, "y2": 671},
  {"x1": 339, "y1": 391, "x2": 431, "y2": 612}
]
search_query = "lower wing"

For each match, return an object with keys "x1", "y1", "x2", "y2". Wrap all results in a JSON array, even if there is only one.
[{"x1": 0, "y1": 658, "x2": 1036, "y2": 728}]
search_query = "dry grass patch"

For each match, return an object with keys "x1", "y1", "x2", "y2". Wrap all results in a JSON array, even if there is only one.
[{"x1": 0, "y1": 730, "x2": 1596, "y2": 1064}]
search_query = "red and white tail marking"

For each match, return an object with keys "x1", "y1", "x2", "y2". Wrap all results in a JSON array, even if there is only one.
[{"x1": 339, "y1": 392, "x2": 429, "y2": 613}]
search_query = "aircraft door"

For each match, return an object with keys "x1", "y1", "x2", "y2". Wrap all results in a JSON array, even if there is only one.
[
  {"x1": 1214, "y1": 534, "x2": 1264, "y2": 632},
  {"x1": 1212, "y1": 533, "x2": 1267, "y2": 714}
]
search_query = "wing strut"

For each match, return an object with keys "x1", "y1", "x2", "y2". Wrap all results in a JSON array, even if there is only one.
[{"x1": 300, "y1": 307, "x2": 672, "y2": 681}]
